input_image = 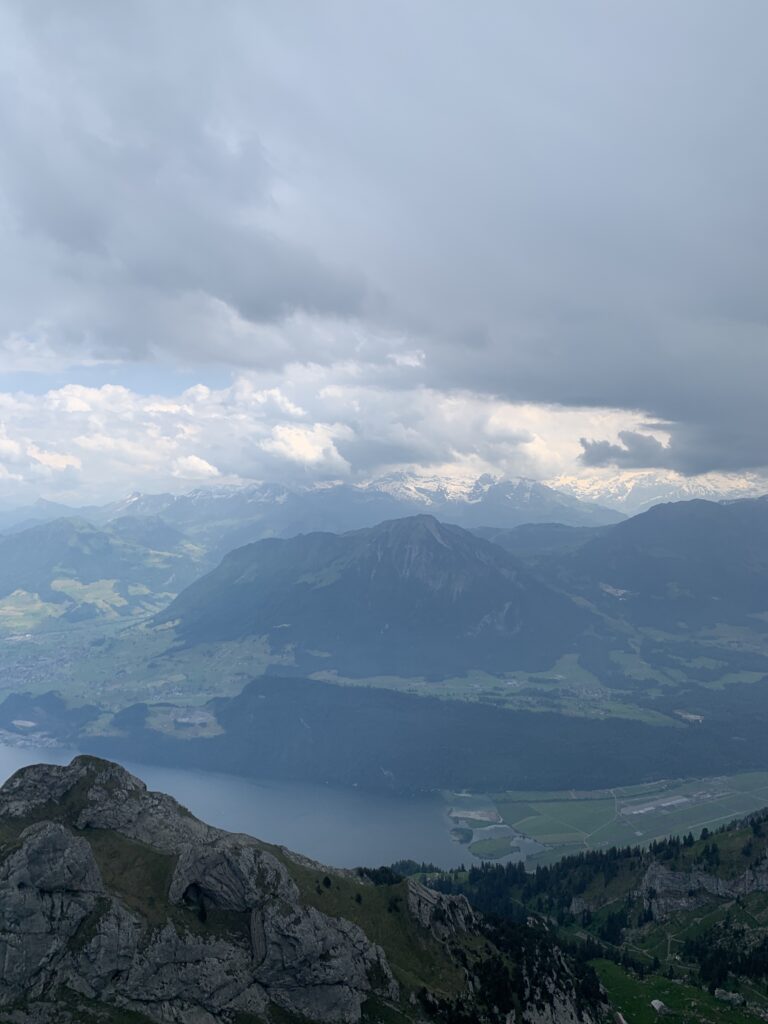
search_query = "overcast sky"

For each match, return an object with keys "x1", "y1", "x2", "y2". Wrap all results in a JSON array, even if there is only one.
[{"x1": 0, "y1": 0, "x2": 766, "y2": 505}]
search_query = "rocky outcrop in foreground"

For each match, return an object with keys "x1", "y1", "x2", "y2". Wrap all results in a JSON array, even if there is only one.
[{"x1": 0, "y1": 756, "x2": 606, "y2": 1024}]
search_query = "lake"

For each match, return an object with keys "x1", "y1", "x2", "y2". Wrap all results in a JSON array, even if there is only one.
[{"x1": 0, "y1": 741, "x2": 490, "y2": 868}]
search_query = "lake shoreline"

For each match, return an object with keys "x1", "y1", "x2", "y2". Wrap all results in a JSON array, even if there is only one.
[{"x1": 0, "y1": 740, "x2": 500, "y2": 870}]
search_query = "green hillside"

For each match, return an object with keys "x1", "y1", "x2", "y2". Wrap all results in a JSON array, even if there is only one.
[
  {"x1": 430, "y1": 805, "x2": 768, "y2": 1022},
  {"x1": 0, "y1": 516, "x2": 209, "y2": 632},
  {"x1": 156, "y1": 514, "x2": 621, "y2": 677},
  {"x1": 153, "y1": 498, "x2": 768, "y2": 693}
]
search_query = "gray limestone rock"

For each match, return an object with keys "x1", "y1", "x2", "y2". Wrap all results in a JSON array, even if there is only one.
[
  {"x1": 0, "y1": 755, "x2": 605, "y2": 1024},
  {"x1": 0, "y1": 822, "x2": 105, "y2": 1002},
  {"x1": 0, "y1": 756, "x2": 399, "y2": 1023},
  {"x1": 639, "y1": 857, "x2": 768, "y2": 920},
  {"x1": 406, "y1": 879, "x2": 477, "y2": 940}
]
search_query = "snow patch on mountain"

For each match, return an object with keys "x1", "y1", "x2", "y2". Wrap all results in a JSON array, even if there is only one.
[{"x1": 550, "y1": 470, "x2": 768, "y2": 514}]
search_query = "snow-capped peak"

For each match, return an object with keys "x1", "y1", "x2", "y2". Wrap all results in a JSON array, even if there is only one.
[{"x1": 549, "y1": 470, "x2": 768, "y2": 514}]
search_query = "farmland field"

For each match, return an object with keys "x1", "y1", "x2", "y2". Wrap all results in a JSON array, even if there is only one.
[{"x1": 489, "y1": 772, "x2": 768, "y2": 864}]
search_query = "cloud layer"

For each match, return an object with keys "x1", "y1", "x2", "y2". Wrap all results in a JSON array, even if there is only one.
[
  {"x1": 0, "y1": 371, "x2": 663, "y2": 504},
  {"x1": 0, "y1": 1, "x2": 766, "y2": 496}
]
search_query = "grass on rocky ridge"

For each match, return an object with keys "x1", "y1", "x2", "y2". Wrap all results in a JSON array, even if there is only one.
[
  {"x1": 273, "y1": 851, "x2": 468, "y2": 999},
  {"x1": 593, "y1": 959, "x2": 762, "y2": 1024}
]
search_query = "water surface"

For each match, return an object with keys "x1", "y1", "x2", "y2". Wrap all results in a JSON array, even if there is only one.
[{"x1": 0, "y1": 741, "x2": 475, "y2": 868}]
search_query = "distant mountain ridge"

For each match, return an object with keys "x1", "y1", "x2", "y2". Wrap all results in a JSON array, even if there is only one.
[
  {"x1": 155, "y1": 494, "x2": 768, "y2": 686},
  {"x1": 0, "y1": 472, "x2": 622, "y2": 636},
  {"x1": 10, "y1": 472, "x2": 768, "y2": 546},
  {"x1": 477, "y1": 497, "x2": 768, "y2": 630},
  {"x1": 158, "y1": 514, "x2": 610, "y2": 676},
  {"x1": 8, "y1": 499, "x2": 768, "y2": 803},
  {"x1": 0, "y1": 515, "x2": 208, "y2": 632},
  {"x1": 559, "y1": 496, "x2": 768, "y2": 628},
  {"x1": 354, "y1": 472, "x2": 624, "y2": 526},
  {"x1": 0, "y1": 473, "x2": 625, "y2": 558},
  {"x1": 551, "y1": 469, "x2": 768, "y2": 514}
]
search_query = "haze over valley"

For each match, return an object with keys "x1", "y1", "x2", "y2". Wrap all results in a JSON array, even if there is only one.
[{"x1": 5, "y1": 482, "x2": 768, "y2": 848}]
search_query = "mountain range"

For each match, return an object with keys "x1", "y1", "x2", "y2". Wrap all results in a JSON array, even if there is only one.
[
  {"x1": 7, "y1": 470, "x2": 768, "y2": 549},
  {"x1": 481, "y1": 496, "x2": 768, "y2": 628},
  {"x1": 552, "y1": 468, "x2": 768, "y2": 514},
  {"x1": 6, "y1": 473, "x2": 767, "y2": 644},
  {"x1": 158, "y1": 514, "x2": 606, "y2": 677},
  {"x1": 157, "y1": 495, "x2": 768, "y2": 678},
  {"x1": 5, "y1": 496, "x2": 768, "y2": 798},
  {"x1": 0, "y1": 473, "x2": 625, "y2": 556},
  {"x1": 559, "y1": 496, "x2": 768, "y2": 629},
  {"x1": 0, "y1": 474, "x2": 623, "y2": 635}
]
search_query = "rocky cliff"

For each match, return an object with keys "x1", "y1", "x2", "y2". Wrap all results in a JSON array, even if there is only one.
[
  {"x1": 638, "y1": 855, "x2": 768, "y2": 920},
  {"x1": 0, "y1": 756, "x2": 607, "y2": 1024}
]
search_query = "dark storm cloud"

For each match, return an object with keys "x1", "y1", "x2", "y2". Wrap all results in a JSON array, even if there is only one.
[
  {"x1": 579, "y1": 420, "x2": 768, "y2": 478},
  {"x1": 580, "y1": 432, "x2": 675, "y2": 471},
  {"x1": 0, "y1": 0, "x2": 767, "y2": 477},
  {"x1": 0, "y1": 0, "x2": 367, "y2": 367}
]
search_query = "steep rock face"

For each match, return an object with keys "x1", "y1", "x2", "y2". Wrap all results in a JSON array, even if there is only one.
[
  {"x1": 0, "y1": 756, "x2": 608, "y2": 1024},
  {"x1": 168, "y1": 836, "x2": 397, "y2": 1021},
  {"x1": 638, "y1": 857, "x2": 768, "y2": 920},
  {"x1": 0, "y1": 756, "x2": 213, "y2": 850},
  {"x1": 521, "y1": 946, "x2": 597, "y2": 1024},
  {"x1": 0, "y1": 821, "x2": 106, "y2": 1002},
  {"x1": 0, "y1": 756, "x2": 398, "y2": 1023},
  {"x1": 169, "y1": 835, "x2": 299, "y2": 908},
  {"x1": 406, "y1": 879, "x2": 477, "y2": 941}
]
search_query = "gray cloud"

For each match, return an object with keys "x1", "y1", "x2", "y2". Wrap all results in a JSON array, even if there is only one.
[
  {"x1": 0, "y1": 1, "x2": 766, "y2": 481},
  {"x1": 580, "y1": 432, "x2": 675, "y2": 471},
  {"x1": 0, "y1": 1, "x2": 368, "y2": 368}
]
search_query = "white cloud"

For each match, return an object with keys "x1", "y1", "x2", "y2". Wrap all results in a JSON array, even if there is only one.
[
  {"x1": 260, "y1": 423, "x2": 353, "y2": 472},
  {"x1": 172, "y1": 454, "x2": 221, "y2": 480},
  {"x1": 0, "y1": 464, "x2": 23, "y2": 482},
  {"x1": 27, "y1": 444, "x2": 81, "y2": 471},
  {"x1": 0, "y1": 370, "x2": 661, "y2": 505}
]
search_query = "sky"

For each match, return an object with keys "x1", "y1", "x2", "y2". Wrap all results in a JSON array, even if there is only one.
[{"x1": 0, "y1": 1, "x2": 766, "y2": 506}]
